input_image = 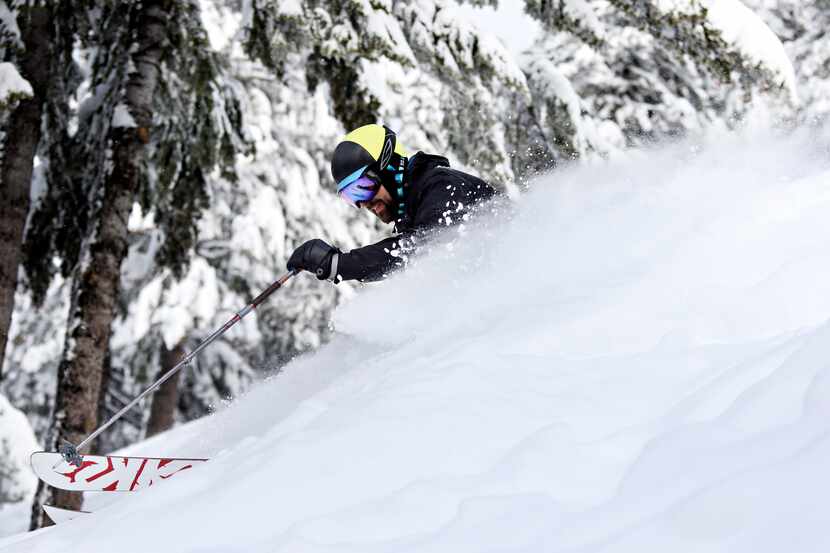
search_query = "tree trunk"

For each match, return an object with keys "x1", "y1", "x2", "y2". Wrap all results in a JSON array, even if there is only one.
[
  {"x1": 146, "y1": 341, "x2": 185, "y2": 438},
  {"x1": 30, "y1": 1, "x2": 169, "y2": 529},
  {"x1": 0, "y1": 5, "x2": 51, "y2": 381}
]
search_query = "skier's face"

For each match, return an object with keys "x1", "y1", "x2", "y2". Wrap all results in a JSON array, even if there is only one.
[{"x1": 360, "y1": 185, "x2": 395, "y2": 224}]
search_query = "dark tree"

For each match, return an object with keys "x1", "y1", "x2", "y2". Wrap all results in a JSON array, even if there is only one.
[
  {"x1": 0, "y1": 4, "x2": 52, "y2": 380},
  {"x1": 30, "y1": 0, "x2": 171, "y2": 526}
]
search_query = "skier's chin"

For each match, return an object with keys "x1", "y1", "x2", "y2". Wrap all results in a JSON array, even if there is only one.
[{"x1": 373, "y1": 205, "x2": 395, "y2": 224}]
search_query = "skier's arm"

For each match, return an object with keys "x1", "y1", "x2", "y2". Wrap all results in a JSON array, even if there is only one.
[{"x1": 334, "y1": 235, "x2": 408, "y2": 282}]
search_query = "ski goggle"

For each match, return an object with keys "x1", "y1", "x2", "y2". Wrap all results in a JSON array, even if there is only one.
[{"x1": 337, "y1": 166, "x2": 381, "y2": 208}]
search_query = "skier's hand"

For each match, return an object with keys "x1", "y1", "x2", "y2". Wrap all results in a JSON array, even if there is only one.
[{"x1": 287, "y1": 239, "x2": 337, "y2": 280}]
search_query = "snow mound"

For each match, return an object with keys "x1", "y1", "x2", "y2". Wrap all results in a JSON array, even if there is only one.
[
  {"x1": 7, "y1": 128, "x2": 830, "y2": 552},
  {"x1": 0, "y1": 394, "x2": 39, "y2": 536},
  {"x1": 0, "y1": 62, "x2": 33, "y2": 107}
]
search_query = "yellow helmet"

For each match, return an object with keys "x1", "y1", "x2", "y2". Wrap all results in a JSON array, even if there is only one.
[{"x1": 331, "y1": 124, "x2": 408, "y2": 191}]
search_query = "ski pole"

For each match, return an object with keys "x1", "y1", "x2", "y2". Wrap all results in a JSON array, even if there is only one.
[{"x1": 58, "y1": 270, "x2": 299, "y2": 467}]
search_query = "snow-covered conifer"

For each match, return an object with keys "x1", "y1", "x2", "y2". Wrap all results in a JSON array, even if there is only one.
[
  {"x1": 19, "y1": 0, "x2": 254, "y2": 525},
  {"x1": 747, "y1": 0, "x2": 830, "y2": 122},
  {"x1": 521, "y1": 0, "x2": 796, "y2": 160},
  {"x1": 524, "y1": 0, "x2": 605, "y2": 47},
  {"x1": 7, "y1": 1, "x2": 536, "y2": 458},
  {"x1": 395, "y1": 1, "x2": 529, "y2": 188},
  {"x1": 95, "y1": 0, "x2": 541, "y2": 442}
]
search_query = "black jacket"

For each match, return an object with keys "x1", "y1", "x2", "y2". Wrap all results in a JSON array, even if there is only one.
[{"x1": 335, "y1": 152, "x2": 496, "y2": 282}]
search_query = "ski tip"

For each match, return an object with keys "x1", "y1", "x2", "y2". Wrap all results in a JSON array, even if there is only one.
[{"x1": 29, "y1": 450, "x2": 51, "y2": 470}]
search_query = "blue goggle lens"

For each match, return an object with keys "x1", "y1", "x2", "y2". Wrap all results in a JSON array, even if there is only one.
[{"x1": 338, "y1": 174, "x2": 380, "y2": 207}]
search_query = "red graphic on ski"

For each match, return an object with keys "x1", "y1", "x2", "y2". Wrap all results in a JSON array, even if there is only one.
[{"x1": 31, "y1": 451, "x2": 208, "y2": 492}]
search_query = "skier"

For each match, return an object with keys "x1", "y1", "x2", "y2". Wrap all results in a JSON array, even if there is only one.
[{"x1": 287, "y1": 124, "x2": 496, "y2": 282}]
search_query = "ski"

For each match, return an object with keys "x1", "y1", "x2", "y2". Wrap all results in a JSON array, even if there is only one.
[
  {"x1": 42, "y1": 504, "x2": 91, "y2": 524},
  {"x1": 30, "y1": 451, "x2": 208, "y2": 492}
]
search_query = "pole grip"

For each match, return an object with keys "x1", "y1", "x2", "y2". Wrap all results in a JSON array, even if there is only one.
[{"x1": 250, "y1": 269, "x2": 297, "y2": 308}]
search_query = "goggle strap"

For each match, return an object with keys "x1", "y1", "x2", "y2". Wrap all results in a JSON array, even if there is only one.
[{"x1": 337, "y1": 164, "x2": 370, "y2": 192}]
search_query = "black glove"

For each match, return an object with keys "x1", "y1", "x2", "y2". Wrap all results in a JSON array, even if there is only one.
[{"x1": 287, "y1": 239, "x2": 337, "y2": 280}]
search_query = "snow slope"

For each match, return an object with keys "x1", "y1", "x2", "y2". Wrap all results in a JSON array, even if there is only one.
[{"x1": 6, "y1": 128, "x2": 830, "y2": 552}]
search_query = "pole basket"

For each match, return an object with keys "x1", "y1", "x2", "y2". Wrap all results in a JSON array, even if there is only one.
[{"x1": 58, "y1": 441, "x2": 83, "y2": 467}]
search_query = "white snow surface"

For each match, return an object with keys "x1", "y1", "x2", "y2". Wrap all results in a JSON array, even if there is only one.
[
  {"x1": 455, "y1": 2, "x2": 541, "y2": 56},
  {"x1": 110, "y1": 104, "x2": 137, "y2": 128},
  {"x1": 0, "y1": 62, "x2": 32, "y2": 105},
  {"x1": 7, "y1": 128, "x2": 830, "y2": 551},
  {"x1": 560, "y1": 0, "x2": 605, "y2": 39},
  {"x1": 0, "y1": 394, "x2": 39, "y2": 536}
]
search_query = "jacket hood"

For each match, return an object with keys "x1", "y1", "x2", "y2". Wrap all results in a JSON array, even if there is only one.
[
  {"x1": 380, "y1": 152, "x2": 451, "y2": 226},
  {"x1": 406, "y1": 152, "x2": 450, "y2": 186},
  {"x1": 385, "y1": 152, "x2": 451, "y2": 231}
]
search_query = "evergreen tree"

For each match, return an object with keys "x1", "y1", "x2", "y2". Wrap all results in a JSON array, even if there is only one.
[
  {"x1": 0, "y1": 436, "x2": 23, "y2": 505},
  {"x1": 82, "y1": 0, "x2": 537, "y2": 453},
  {"x1": 0, "y1": 2, "x2": 55, "y2": 380},
  {"x1": 0, "y1": 278, "x2": 68, "y2": 441},
  {"x1": 25, "y1": 0, "x2": 246, "y2": 526},
  {"x1": 521, "y1": 0, "x2": 796, "y2": 160},
  {"x1": 244, "y1": 0, "x2": 532, "y2": 187},
  {"x1": 28, "y1": 0, "x2": 171, "y2": 525},
  {"x1": 394, "y1": 1, "x2": 530, "y2": 188},
  {"x1": 746, "y1": 0, "x2": 830, "y2": 122}
]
